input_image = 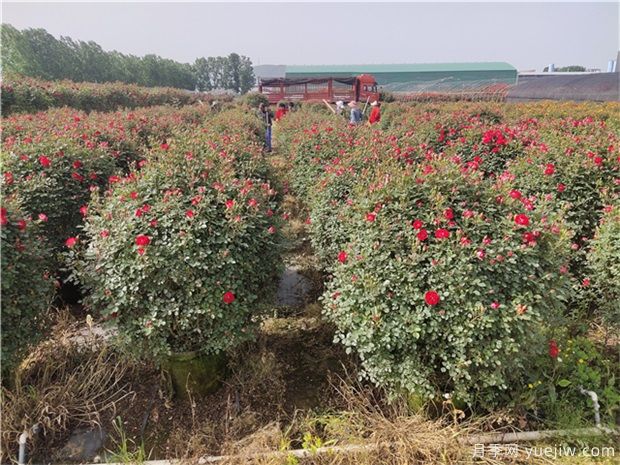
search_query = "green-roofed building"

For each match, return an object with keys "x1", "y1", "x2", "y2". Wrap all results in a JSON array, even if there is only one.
[{"x1": 285, "y1": 63, "x2": 517, "y2": 92}]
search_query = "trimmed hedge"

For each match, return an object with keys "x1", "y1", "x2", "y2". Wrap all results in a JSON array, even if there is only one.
[{"x1": 1, "y1": 75, "x2": 225, "y2": 115}]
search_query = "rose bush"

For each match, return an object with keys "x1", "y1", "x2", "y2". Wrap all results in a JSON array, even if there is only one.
[
  {"x1": 506, "y1": 117, "x2": 619, "y2": 282},
  {"x1": 585, "y1": 204, "x2": 620, "y2": 329},
  {"x1": 71, "y1": 120, "x2": 282, "y2": 358},
  {"x1": 0, "y1": 198, "x2": 55, "y2": 377},
  {"x1": 1, "y1": 104, "x2": 221, "y2": 259},
  {"x1": 1, "y1": 135, "x2": 118, "y2": 259},
  {"x1": 321, "y1": 156, "x2": 572, "y2": 406}
]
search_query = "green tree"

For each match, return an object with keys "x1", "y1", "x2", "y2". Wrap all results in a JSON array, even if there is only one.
[
  {"x1": 228, "y1": 53, "x2": 241, "y2": 93},
  {"x1": 1, "y1": 23, "x2": 253, "y2": 92},
  {"x1": 239, "y1": 56, "x2": 256, "y2": 94},
  {"x1": 1, "y1": 24, "x2": 28, "y2": 76},
  {"x1": 543, "y1": 65, "x2": 587, "y2": 72},
  {"x1": 194, "y1": 57, "x2": 212, "y2": 91}
]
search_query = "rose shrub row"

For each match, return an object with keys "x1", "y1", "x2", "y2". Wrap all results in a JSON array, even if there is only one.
[
  {"x1": 0, "y1": 103, "x2": 248, "y2": 370},
  {"x1": 1, "y1": 75, "x2": 223, "y2": 114},
  {"x1": 278, "y1": 102, "x2": 618, "y2": 407},
  {"x1": 1, "y1": 105, "x2": 218, "y2": 259}
]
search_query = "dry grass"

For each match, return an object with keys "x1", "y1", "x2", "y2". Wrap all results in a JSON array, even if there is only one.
[
  {"x1": 0, "y1": 311, "x2": 136, "y2": 463},
  {"x1": 166, "y1": 343, "x2": 288, "y2": 460},
  {"x1": 174, "y1": 376, "x2": 557, "y2": 465}
]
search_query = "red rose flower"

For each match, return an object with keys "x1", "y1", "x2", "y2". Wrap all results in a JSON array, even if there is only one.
[
  {"x1": 557, "y1": 183, "x2": 566, "y2": 193},
  {"x1": 39, "y1": 155, "x2": 51, "y2": 168},
  {"x1": 135, "y1": 235, "x2": 150, "y2": 247},
  {"x1": 79, "y1": 205, "x2": 88, "y2": 217},
  {"x1": 185, "y1": 210, "x2": 195, "y2": 218},
  {"x1": 509, "y1": 190, "x2": 522, "y2": 200},
  {"x1": 514, "y1": 214, "x2": 530, "y2": 227},
  {"x1": 17, "y1": 219, "x2": 27, "y2": 231},
  {"x1": 66, "y1": 237, "x2": 78, "y2": 248},
  {"x1": 100, "y1": 229, "x2": 110, "y2": 238},
  {"x1": 417, "y1": 229, "x2": 428, "y2": 241},
  {"x1": 443, "y1": 208, "x2": 454, "y2": 220},
  {"x1": 522, "y1": 231, "x2": 536, "y2": 244},
  {"x1": 548, "y1": 340, "x2": 559, "y2": 359},
  {"x1": 338, "y1": 251, "x2": 347, "y2": 263},
  {"x1": 544, "y1": 163, "x2": 555, "y2": 175},
  {"x1": 225, "y1": 199, "x2": 235, "y2": 209},
  {"x1": 223, "y1": 291, "x2": 236, "y2": 304},
  {"x1": 366, "y1": 212, "x2": 376, "y2": 222},
  {"x1": 248, "y1": 198, "x2": 258, "y2": 208},
  {"x1": 73, "y1": 160, "x2": 82, "y2": 169},
  {"x1": 424, "y1": 290, "x2": 440, "y2": 306},
  {"x1": 412, "y1": 219, "x2": 423, "y2": 229},
  {"x1": 434, "y1": 228, "x2": 450, "y2": 239},
  {"x1": 594, "y1": 156, "x2": 603, "y2": 166},
  {"x1": 38, "y1": 213, "x2": 48, "y2": 222}
]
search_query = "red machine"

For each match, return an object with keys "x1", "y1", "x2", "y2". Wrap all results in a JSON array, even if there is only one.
[{"x1": 259, "y1": 74, "x2": 380, "y2": 104}]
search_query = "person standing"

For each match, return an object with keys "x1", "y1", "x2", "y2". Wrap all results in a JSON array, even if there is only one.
[
  {"x1": 348, "y1": 101, "x2": 363, "y2": 125},
  {"x1": 275, "y1": 102, "x2": 288, "y2": 121},
  {"x1": 257, "y1": 102, "x2": 273, "y2": 152},
  {"x1": 368, "y1": 101, "x2": 381, "y2": 125},
  {"x1": 335, "y1": 100, "x2": 345, "y2": 116}
]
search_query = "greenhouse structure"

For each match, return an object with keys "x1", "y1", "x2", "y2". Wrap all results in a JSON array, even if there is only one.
[{"x1": 285, "y1": 62, "x2": 518, "y2": 92}]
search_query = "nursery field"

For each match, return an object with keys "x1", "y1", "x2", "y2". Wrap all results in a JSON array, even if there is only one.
[{"x1": 1, "y1": 87, "x2": 619, "y2": 464}]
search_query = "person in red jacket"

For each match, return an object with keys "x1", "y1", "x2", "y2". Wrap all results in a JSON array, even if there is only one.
[
  {"x1": 368, "y1": 101, "x2": 381, "y2": 125},
  {"x1": 274, "y1": 102, "x2": 288, "y2": 121}
]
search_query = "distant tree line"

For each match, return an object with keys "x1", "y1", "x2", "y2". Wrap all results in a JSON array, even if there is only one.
[
  {"x1": 542, "y1": 65, "x2": 587, "y2": 72},
  {"x1": 1, "y1": 24, "x2": 255, "y2": 93}
]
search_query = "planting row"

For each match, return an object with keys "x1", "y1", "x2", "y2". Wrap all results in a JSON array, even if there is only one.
[
  {"x1": 276, "y1": 102, "x2": 619, "y2": 419},
  {"x1": 1, "y1": 103, "x2": 280, "y2": 376},
  {"x1": 1, "y1": 75, "x2": 225, "y2": 114}
]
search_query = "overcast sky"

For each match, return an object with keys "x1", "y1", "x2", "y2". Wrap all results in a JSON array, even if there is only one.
[{"x1": 2, "y1": 2, "x2": 619, "y2": 72}]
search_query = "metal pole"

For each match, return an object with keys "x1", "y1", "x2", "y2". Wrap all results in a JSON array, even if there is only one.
[
  {"x1": 18, "y1": 431, "x2": 28, "y2": 465},
  {"x1": 362, "y1": 96, "x2": 370, "y2": 114}
]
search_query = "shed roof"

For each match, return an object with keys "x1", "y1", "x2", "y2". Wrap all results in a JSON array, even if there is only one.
[{"x1": 286, "y1": 62, "x2": 516, "y2": 74}]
